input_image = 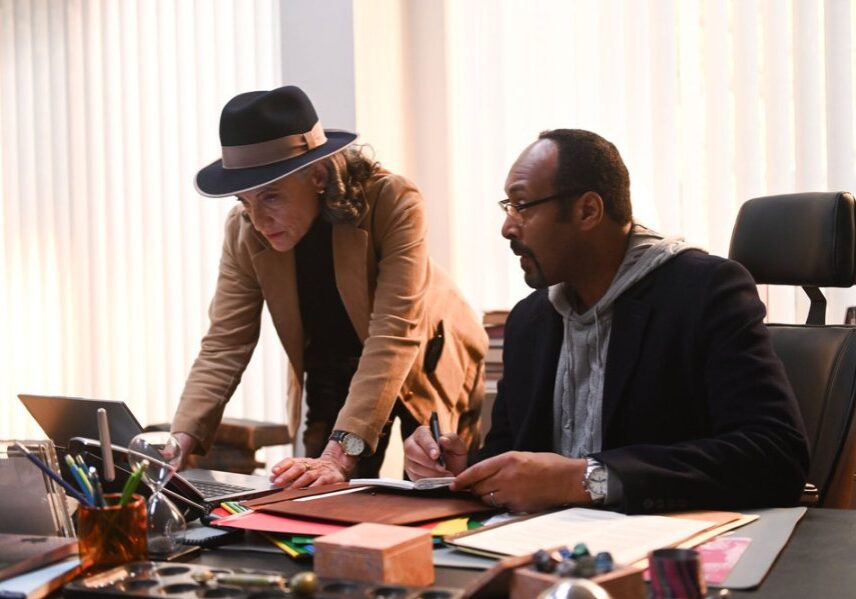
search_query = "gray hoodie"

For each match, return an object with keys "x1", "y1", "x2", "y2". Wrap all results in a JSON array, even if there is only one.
[{"x1": 548, "y1": 224, "x2": 701, "y2": 458}]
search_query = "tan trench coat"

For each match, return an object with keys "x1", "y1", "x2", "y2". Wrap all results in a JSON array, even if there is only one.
[{"x1": 172, "y1": 170, "x2": 488, "y2": 454}]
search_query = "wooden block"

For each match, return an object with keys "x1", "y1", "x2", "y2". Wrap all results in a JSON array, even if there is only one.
[
  {"x1": 314, "y1": 522, "x2": 434, "y2": 586},
  {"x1": 511, "y1": 565, "x2": 645, "y2": 599}
]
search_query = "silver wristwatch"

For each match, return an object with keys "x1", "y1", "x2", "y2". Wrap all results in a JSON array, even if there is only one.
[
  {"x1": 583, "y1": 458, "x2": 608, "y2": 505},
  {"x1": 329, "y1": 430, "x2": 368, "y2": 457}
]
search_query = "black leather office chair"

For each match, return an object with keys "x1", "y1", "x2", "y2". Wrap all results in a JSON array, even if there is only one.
[{"x1": 729, "y1": 191, "x2": 856, "y2": 508}]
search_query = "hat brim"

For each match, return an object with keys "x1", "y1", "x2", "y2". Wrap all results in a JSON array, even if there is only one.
[{"x1": 194, "y1": 130, "x2": 358, "y2": 197}]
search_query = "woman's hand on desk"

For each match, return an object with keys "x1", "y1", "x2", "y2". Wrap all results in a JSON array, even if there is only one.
[
  {"x1": 450, "y1": 452, "x2": 591, "y2": 513},
  {"x1": 404, "y1": 426, "x2": 468, "y2": 479},
  {"x1": 269, "y1": 441, "x2": 355, "y2": 488}
]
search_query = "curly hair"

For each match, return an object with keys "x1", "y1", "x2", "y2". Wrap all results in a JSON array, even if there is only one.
[{"x1": 319, "y1": 146, "x2": 378, "y2": 224}]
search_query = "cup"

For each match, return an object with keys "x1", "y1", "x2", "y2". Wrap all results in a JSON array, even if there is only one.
[
  {"x1": 648, "y1": 548, "x2": 706, "y2": 599},
  {"x1": 77, "y1": 493, "x2": 148, "y2": 569}
]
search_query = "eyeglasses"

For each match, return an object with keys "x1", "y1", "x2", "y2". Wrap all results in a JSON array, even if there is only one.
[{"x1": 498, "y1": 190, "x2": 586, "y2": 218}]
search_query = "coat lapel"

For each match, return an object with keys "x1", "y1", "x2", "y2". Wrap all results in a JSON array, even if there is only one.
[
  {"x1": 333, "y1": 223, "x2": 371, "y2": 341},
  {"x1": 517, "y1": 300, "x2": 563, "y2": 453},
  {"x1": 602, "y1": 297, "x2": 650, "y2": 436}
]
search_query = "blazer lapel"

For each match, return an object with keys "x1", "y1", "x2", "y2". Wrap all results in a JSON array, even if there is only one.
[
  {"x1": 602, "y1": 298, "x2": 650, "y2": 436},
  {"x1": 523, "y1": 304, "x2": 563, "y2": 452},
  {"x1": 333, "y1": 223, "x2": 371, "y2": 341}
]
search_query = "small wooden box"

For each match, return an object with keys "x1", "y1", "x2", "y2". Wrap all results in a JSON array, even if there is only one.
[
  {"x1": 511, "y1": 564, "x2": 646, "y2": 599},
  {"x1": 314, "y1": 522, "x2": 434, "y2": 586}
]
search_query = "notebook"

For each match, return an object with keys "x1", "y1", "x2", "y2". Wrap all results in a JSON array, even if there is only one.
[
  {"x1": 18, "y1": 394, "x2": 276, "y2": 509},
  {"x1": 245, "y1": 482, "x2": 494, "y2": 526},
  {"x1": 0, "y1": 534, "x2": 78, "y2": 582}
]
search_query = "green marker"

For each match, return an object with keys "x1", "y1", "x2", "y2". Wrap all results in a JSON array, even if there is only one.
[{"x1": 119, "y1": 459, "x2": 148, "y2": 506}]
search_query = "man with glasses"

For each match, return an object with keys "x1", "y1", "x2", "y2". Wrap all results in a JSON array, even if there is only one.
[{"x1": 404, "y1": 129, "x2": 809, "y2": 514}]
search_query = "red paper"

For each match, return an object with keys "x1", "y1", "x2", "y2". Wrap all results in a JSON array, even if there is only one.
[
  {"x1": 211, "y1": 509, "x2": 347, "y2": 536},
  {"x1": 696, "y1": 536, "x2": 752, "y2": 585}
]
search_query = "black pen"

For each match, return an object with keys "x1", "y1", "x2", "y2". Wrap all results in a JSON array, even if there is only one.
[
  {"x1": 429, "y1": 411, "x2": 446, "y2": 468},
  {"x1": 88, "y1": 466, "x2": 106, "y2": 507}
]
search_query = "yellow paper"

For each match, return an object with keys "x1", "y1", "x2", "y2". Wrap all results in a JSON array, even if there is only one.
[{"x1": 432, "y1": 517, "x2": 471, "y2": 536}]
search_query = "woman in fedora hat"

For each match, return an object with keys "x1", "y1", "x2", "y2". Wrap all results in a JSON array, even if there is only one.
[{"x1": 171, "y1": 85, "x2": 488, "y2": 485}]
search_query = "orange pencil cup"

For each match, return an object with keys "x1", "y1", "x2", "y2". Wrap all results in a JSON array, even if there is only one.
[{"x1": 78, "y1": 493, "x2": 148, "y2": 569}]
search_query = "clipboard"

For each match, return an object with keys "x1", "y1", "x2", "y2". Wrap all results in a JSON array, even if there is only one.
[{"x1": 244, "y1": 483, "x2": 495, "y2": 526}]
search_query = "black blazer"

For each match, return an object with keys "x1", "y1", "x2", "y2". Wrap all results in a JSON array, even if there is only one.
[{"x1": 475, "y1": 250, "x2": 809, "y2": 514}]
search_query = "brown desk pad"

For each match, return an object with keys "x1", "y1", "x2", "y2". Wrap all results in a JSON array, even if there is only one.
[{"x1": 243, "y1": 484, "x2": 494, "y2": 525}]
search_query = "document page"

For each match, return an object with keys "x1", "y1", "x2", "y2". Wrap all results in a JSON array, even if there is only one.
[
  {"x1": 449, "y1": 507, "x2": 716, "y2": 565},
  {"x1": 349, "y1": 477, "x2": 454, "y2": 491}
]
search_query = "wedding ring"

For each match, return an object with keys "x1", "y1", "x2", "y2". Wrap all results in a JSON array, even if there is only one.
[{"x1": 488, "y1": 491, "x2": 498, "y2": 508}]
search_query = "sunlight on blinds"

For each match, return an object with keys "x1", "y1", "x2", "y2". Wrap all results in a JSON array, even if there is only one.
[
  {"x1": 0, "y1": 0, "x2": 287, "y2": 444},
  {"x1": 354, "y1": 0, "x2": 856, "y2": 323}
]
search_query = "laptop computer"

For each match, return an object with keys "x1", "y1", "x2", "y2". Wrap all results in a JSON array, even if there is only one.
[{"x1": 18, "y1": 394, "x2": 277, "y2": 512}]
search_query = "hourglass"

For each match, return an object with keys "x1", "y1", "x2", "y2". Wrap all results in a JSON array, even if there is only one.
[{"x1": 127, "y1": 431, "x2": 186, "y2": 555}]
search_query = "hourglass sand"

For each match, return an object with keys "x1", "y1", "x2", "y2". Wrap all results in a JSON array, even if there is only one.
[{"x1": 127, "y1": 431, "x2": 187, "y2": 555}]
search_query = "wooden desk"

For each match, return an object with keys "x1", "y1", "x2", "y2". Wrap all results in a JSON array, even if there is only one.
[
  {"x1": 186, "y1": 508, "x2": 855, "y2": 598},
  {"x1": 38, "y1": 508, "x2": 849, "y2": 597},
  {"x1": 728, "y1": 508, "x2": 856, "y2": 598}
]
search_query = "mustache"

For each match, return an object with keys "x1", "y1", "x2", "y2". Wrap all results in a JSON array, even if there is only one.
[{"x1": 510, "y1": 241, "x2": 534, "y2": 258}]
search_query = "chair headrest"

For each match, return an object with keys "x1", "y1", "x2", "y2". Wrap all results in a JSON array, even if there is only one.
[{"x1": 729, "y1": 192, "x2": 856, "y2": 287}]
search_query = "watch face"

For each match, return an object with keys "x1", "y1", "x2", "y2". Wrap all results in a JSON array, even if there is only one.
[
  {"x1": 342, "y1": 433, "x2": 365, "y2": 456},
  {"x1": 590, "y1": 468, "x2": 608, "y2": 484}
]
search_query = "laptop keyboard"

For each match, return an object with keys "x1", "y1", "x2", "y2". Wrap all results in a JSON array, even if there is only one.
[{"x1": 186, "y1": 479, "x2": 253, "y2": 498}]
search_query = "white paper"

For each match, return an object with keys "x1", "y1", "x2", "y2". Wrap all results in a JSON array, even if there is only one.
[
  {"x1": 349, "y1": 477, "x2": 454, "y2": 491},
  {"x1": 449, "y1": 507, "x2": 714, "y2": 565}
]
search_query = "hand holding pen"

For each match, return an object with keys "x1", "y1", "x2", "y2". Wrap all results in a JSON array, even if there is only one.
[
  {"x1": 429, "y1": 411, "x2": 446, "y2": 468},
  {"x1": 403, "y1": 416, "x2": 469, "y2": 480}
]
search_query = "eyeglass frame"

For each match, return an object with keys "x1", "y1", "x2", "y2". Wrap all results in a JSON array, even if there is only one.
[{"x1": 498, "y1": 190, "x2": 588, "y2": 218}]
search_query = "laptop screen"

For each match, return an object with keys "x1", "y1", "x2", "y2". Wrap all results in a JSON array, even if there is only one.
[{"x1": 18, "y1": 395, "x2": 145, "y2": 449}]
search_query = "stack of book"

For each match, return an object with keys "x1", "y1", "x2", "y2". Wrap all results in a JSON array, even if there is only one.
[{"x1": 482, "y1": 310, "x2": 509, "y2": 441}]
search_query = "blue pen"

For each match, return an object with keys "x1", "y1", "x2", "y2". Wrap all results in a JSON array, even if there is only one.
[
  {"x1": 15, "y1": 442, "x2": 93, "y2": 506},
  {"x1": 74, "y1": 454, "x2": 96, "y2": 497},
  {"x1": 64, "y1": 454, "x2": 95, "y2": 505},
  {"x1": 88, "y1": 466, "x2": 106, "y2": 507}
]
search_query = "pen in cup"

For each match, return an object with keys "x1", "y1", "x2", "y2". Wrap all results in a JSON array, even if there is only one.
[
  {"x1": 65, "y1": 454, "x2": 95, "y2": 505},
  {"x1": 120, "y1": 459, "x2": 147, "y2": 506},
  {"x1": 96, "y1": 407, "x2": 116, "y2": 482},
  {"x1": 14, "y1": 442, "x2": 93, "y2": 506},
  {"x1": 89, "y1": 466, "x2": 106, "y2": 507},
  {"x1": 429, "y1": 411, "x2": 446, "y2": 468}
]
